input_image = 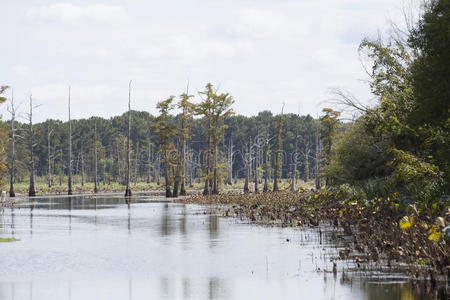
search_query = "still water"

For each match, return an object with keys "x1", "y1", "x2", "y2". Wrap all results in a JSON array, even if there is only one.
[{"x1": 0, "y1": 195, "x2": 438, "y2": 299}]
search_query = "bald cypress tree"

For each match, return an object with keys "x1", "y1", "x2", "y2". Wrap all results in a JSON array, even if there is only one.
[
  {"x1": 175, "y1": 89, "x2": 194, "y2": 197},
  {"x1": 195, "y1": 83, "x2": 234, "y2": 195},
  {"x1": 153, "y1": 96, "x2": 176, "y2": 197}
]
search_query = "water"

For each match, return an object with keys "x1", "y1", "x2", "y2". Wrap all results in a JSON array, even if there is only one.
[{"x1": 0, "y1": 195, "x2": 441, "y2": 299}]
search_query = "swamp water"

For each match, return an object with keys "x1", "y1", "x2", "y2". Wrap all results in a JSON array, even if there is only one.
[{"x1": 0, "y1": 195, "x2": 439, "y2": 299}]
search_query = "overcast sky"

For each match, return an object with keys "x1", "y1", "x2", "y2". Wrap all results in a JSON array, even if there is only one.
[{"x1": 1, "y1": 0, "x2": 408, "y2": 123}]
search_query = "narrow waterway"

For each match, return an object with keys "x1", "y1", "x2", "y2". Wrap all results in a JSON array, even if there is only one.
[{"x1": 0, "y1": 195, "x2": 434, "y2": 299}]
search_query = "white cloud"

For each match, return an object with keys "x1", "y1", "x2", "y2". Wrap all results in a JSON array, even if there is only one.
[
  {"x1": 230, "y1": 8, "x2": 306, "y2": 39},
  {"x1": 12, "y1": 65, "x2": 33, "y2": 78},
  {"x1": 0, "y1": 0, "x2": 412, "y2": 122},
  {"x1": 26, "y1": 3, "x2": 129, "y2": 23}
]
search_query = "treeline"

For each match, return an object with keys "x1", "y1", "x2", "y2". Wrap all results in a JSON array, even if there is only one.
[{"x1": 0, "y1": 88, "x2": 320, "y2": 196}]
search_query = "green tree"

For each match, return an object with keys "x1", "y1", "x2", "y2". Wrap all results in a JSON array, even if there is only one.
[
  {"x1": 153, "y1": 96, "x2": 176, "y2": 197},
  {"x1": 409, "y1": 0, "x2": 450, "y2": 188},
  {"x1": 195, "y1": 83, "x2": 234, "y2": 195},
  {"x1": 320, "y1": 108, "x2": 340, "y2": 187},
  {"x1": 175, "y1": 90, "x2": 194, "y2": 196}
]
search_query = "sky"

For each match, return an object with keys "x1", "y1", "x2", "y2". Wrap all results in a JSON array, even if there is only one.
[{"x1": 0, "y1": 0, "x2": 410, "y2": 123}]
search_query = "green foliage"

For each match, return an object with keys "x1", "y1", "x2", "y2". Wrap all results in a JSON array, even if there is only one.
[
  {"x1": 320, "y1": 108, "x2": 340, "y2": 186},
  {"x1": 409, "y1": 0, "x2": 450, "y2": 127},
  {"x1": 153, "y1": 96, "x2": 176, "y2": 158},
  {"x1": 195, "y1": 83, "x2": 234, "y2": 194},
  {"x1": 327, "y1": 1, "x2": 450, "y2": 205},
  {"x1": 327, "y1": 120, "x2": 392, "y2": 185},
  {"x1": 389, "y1": 149, "x2": 444, "y2": 203}
]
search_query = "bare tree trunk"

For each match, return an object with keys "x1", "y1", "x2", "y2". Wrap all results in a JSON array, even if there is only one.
[
  {"x1": 173, "y1": 141, "x2": 181, "y2": 197},
  {"x1": 263, "y1": 140, "x2": 269, "y2": 192},
  {"x1": 315, "y1": 130, "x2": 322, "y2": 190},
  {"x1": 28, "y1": 95, "x2": 36, "y2": 197},
  {"x1": 164, "y1": 153, "x2": 172, "y2": 197},
  {"x1": 273, "y1": 105, "x2": 284, "y2": 192},
  {"x1": 155, "y1": 154, "x2": 161, "y2": 185},
  {"x1": 103, "y1": 157, "x2": 106, "y2": 185},
  {"x1": 254, "y1": 148, "x2": 259, "y2": 193},
  {"x1": 147, "y1": 142, "x2": 151, "y2": 184},
  {"x1": 8, "y1": 91, "x2": 16, "y2": 197},
  {"x1": 116, "y1": 145, "x2": 121, "y2": 184},
  {"x1": 80, "y1": 145, "x2": 84, "y2": 187},
  {"x1": 94, "y1": 122, "x2": 98, "y2": 193},
  {"x1": 68, "y1": 86, "x2": 73, "y2": 195},
  {"x1": 47, "y1": 125, "x2": 53, "y2": 188},
  {"x1": 304, "y1": 144, "x2": 310, "y2": 182},
  {"x1": 212, "y1": 142, "x2": 218, "y2": 195},
  {"x1": 203, "y1": 137, "x2": 211, "y2": 196},
  {"x1": 180, "y1": 125, "x2": 187, "y2": 196},
  {"x1": 125, "y1": 80, "x2": 132, "y2": 197},
  {"x1": 227, "y1": 139, "x2": 233, "y2": 185},
  {"x1": 291, "y1": 135, "x2": 298, "y2": 192},
  {"x1": 243, "y1": 143, "x2": 250, "y2": 193},
  {"x1": 59, "y1": 151, "x2": 63, "y2": 186},
  {"x1": 134, "y1": 142, "x2": 139, "y2": 187},
  {"x1": 173, "y1": 172, "x2": 180, "y2": 197}
]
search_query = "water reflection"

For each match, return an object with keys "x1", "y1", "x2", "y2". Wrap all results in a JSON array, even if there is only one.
[{"x1": 0, "y1": 195, "x2": 446, "y2": 300}]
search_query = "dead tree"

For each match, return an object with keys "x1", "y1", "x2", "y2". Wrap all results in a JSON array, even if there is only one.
[
  {"x1": 80, "y1": 145, "x2": 85, "y2": 186},
  {"x1": 262, "y1": 133, "x2": 272, "y2": 193},
  {"x1": 134, "y1": 141, "x2": 139, "y2": 186},
  {"x1": 273, "y1": 104, "x2": 284, "y2": 192},
  {"x1": 253, "y1": 132, "x2": 265, "y2": 193},
  {"x1": 94, "y1": 122, "x2": 98, "y2": 193},
  {"x1": 26, "y1": 95, "x2": 38, "y2": 197},
  {"x1": 47, "y1": 125, "x2": 54, "y2": 187},
  {"x1": 147, "y1": 141, "x2": 152, "y2": 184},
  {"x1": 7, "y1": 89, "x2": 18, "y2": 197},
  {"x1": 315, "y1": 128, "x2": 322, "y2": 190},
  {"x1": 243, "y1": 142, "x2": 251, "y2": 194},
  {"x1": 225, "y1": 139, "x2": 236, "y2": 185},
  {"x1": 125, "y1": 80, "x2": 132, "y2": 197},
  {"x1": 68, "y1": 86, "x2": 73, "y2": 195},
  {"x1": 290, "y1": 132, "x2": 300, "y2": 192}
]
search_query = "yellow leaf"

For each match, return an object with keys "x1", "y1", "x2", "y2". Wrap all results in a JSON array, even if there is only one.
[
  {"x1": 428, "y1": 232, "x2": 443, "y2": 242},
  {"x1": 399, "y1": 216, "x2": 412, "y2": 230}
]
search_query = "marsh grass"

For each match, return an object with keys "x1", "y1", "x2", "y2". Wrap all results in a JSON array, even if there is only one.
[
  {"x1": 0, "y1": 237, "x2": 19, "y2": 242},
  {"x1": 4, "y1": 177, "x2": 315, "y2": 196}
]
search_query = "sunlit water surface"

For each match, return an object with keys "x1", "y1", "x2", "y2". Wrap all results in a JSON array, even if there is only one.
[{"x1": 0, "y1": 195, "x2": 437, "y2": 299}]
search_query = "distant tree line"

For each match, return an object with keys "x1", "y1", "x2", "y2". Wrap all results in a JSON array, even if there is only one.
[{"x1": 0, "y1": 83, "x2": 321, "y2": 197}]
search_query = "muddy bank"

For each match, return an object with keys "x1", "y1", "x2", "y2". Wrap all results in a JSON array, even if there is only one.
[{"x1": 179, "y1": 191, "x2": 449, "y2": 285}]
